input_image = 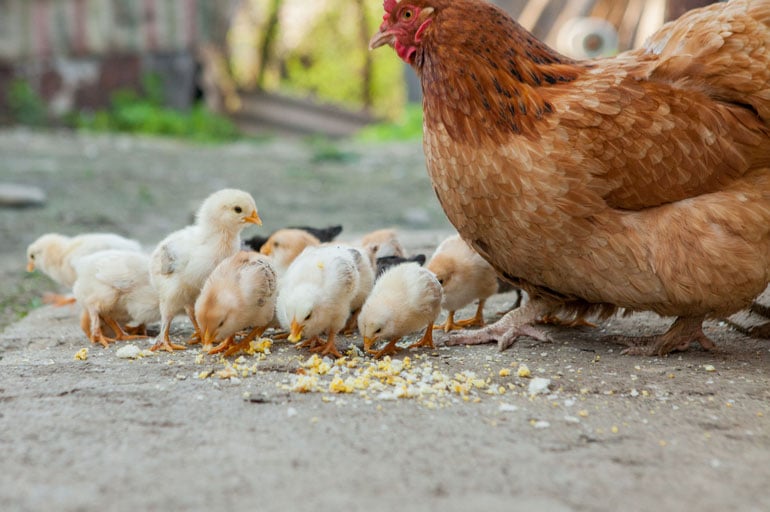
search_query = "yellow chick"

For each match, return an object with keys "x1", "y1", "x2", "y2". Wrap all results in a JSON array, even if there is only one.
[
  {"x1": 358, "y1": 262, "x2": 442, "y2": 358},
  {"x1": 276, "y1": 245, "x2": 360, "y2": 358},
  {"x1": 195, "y1": 251, "x2": 277, "y2": 356},
  {"x1": 259, "y1": 228, "x2": 320, "y2": 275},
  {"x1": 359, "y1": 228, "x2": 406, "y2": 266},
  {"x1": 341, "y1": 245, "x2": 375, "y2": 334},
  {"x1": 72, "y1": 250, "x2": 160, "y2": 347},
  {"x1": 427, "y1": 234, "x2": 499, "y2": 332},
  {"x1": 149, "y1": 189, "x2": 261, "y2": 352},
  {"x1": 26, "y1": 232, "x2": 142, "y2": 305}
]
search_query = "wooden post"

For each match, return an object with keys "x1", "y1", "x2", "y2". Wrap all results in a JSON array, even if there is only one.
[
  {"x1": 256, "y1": 0, "x2": 283, "y2": 91},
  {"x1": 355, "y1": 0, "x2": 373, "y2": 109}
]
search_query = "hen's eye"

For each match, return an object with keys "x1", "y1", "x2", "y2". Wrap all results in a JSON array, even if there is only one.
[
  {"x1": 403, "y1": 9, "x2": 413, "y2": 19},
  {"x1": 234, "y1": 206, "x2": 243, "y2": 214}
]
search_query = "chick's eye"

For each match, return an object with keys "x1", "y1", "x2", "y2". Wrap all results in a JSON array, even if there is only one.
[
  {"x1": 374, "y1": 327, "x2": 382, "y2": 334},
  {"x1": 234, "y1": 206, "x2": 243, "y2": 214},
  {"x1": 304, "y1": 312, "x2": 312, "y2": 321}
]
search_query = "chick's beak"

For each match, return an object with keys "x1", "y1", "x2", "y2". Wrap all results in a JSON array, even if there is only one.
[
  {"x1": 260, "y1": 242, "x2": 273, "y2": 256},
  {"x1": 369, "y1": 28, "x2": 395, "y2": 50},
  {"x1": 363, "y1": 336, "x2": 377, "y2": 353},
  {"x1": 288, "y1": 319, "x2": 303, "y2": 343},
  {"x1": 245, "y1": 210, "x2": 262, "y2": 226},
  {"x1": 26, "y1": 261, "x2": 35, "y2": 272},
  {"x1": 203, "y1": 329, "x2": 214, "y2": 346}
]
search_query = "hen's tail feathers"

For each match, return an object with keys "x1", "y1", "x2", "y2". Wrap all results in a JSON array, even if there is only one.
[{"x1": 644, "y1": 0, "x2": 770, "y2": 123}]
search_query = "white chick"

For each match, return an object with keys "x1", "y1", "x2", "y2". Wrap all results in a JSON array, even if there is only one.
[
  {"x1": 259, "y1": 228, "x2": 320, "y2": 275},
  {"x1": 276, "y1": 245, "x2": 360, "y2": 358},
  {"x1": 342, "y1": 245, "x2": 375, "y2": 334},
  {"x1": 359, "y1": 228, "x2": 406, "y2": 267},
  {"x1": 72, "y1": 250, "x2": 159, "y2": 347},
  {"x1": 26, "y1": 232, "x2": 142, "y2": 305},
  {"x1": 426, "y1": 234, "x2": 500, "y2": 332},
  {"x1": 149, "y1": 188, "x2": 261, "y2": 352},
  {"x1": 358, "y1": 262, "x2": 442, "y2": 358},
  {"x1": 195, "y1": 251, "x2": 277, "y2": 357}
]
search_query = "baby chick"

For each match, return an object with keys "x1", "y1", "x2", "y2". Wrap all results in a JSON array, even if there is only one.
[
  {"x1": 359, "y1": 228, "x2": 406, "y2": 266},
  {"x1": 276, "y1": 245, "x2": 360, "y2": 358},
  {"x1": 243, "y1": 224, "x2": 342, "y2": 252},
  {"x1": 149, "y1": 188, "x2": 261, "y2": 352},
  {"x1": 26, "y1": 232, "x2": 142, "y2": 305},
  {"x1": 358, "y1": 262, "x2": 442, "y2": 358},
  {"x1": 426, "y1": 234, "x2": 499, "y2": 332},
  {"x1": 344, "y1": 245, "x2": 375, "y2": 334},
  {"x1": 72, "y1": 250, "x2": 159, "y2": 347},
  {"x1": 194, "y1": 251, "x2": 277, "y2": 356},
  {"x1": 259, "y1": 228, "x2": 321, "y2": 275}
]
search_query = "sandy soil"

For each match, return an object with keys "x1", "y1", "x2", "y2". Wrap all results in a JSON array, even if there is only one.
[{"x1": 1, "y1": 128, "x2": 768, "y2": 512}]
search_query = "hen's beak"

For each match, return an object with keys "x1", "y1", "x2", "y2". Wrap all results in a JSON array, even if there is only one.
[
  {"x1": 245, "y1": 210, "x2": 262, "y2": 226},
  {"x1": 26, "y1": 261, "x2": 35, "y2": 272},
  {"x1": 369, "y1": 28, "x2": 395, "y2": 50},
  {"x1": 288, "y1": 319, "x2": 303, "y2": 343}
]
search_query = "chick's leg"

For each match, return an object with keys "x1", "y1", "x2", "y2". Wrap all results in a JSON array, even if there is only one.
[
  {"x1": 43, "y1": 292, "x2": 76, "y2": 307},
  {"x1": 453, "y1": 300, "x2": 487, "y2": 328},
  {"x1": 369, "y1": 338, "x2": 401, "y2": 359},
  {"x1": 310, "y1": 331, "x2": 343, "y2": 359},
  {"x1": 185, "y1": 306, "x2": 203, "y2": 345},
  {"x1": 150, "y1": 315, "x2": 187, "y2": 352},
  {"x1": 408, "y1": 325, "x2": 435, "y2": 350},
  {"x1": 605, "y1": 316, "x2": 716, "y2": 356},
  {"x1": 434, "y1": 311, "x2": 460, "y2": 332},
  {"x1": 102, "y1": 316, "x2": 149, "y2": 341},
  {"x1": 223, "y1": 326, "x2": 267, "y2": 357},
  {"x1": 540, "y1": 314, "x2": 596, "y2": 328},
  {"x1": 208, "y1": 335, "x2": 235, "y2": 355},
  {"x1": 446, "y1": 300, "x2": 553, "y2": 351}
]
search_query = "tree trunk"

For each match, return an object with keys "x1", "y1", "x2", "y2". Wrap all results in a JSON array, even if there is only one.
[
  {"x1": 664, "y1": 0, "x2": 718, "y2": 22},
  {"x1": 355, "y1": 0, "x2": 373, "y2": 109},
  {"x1": 256, "y1": 0, "x2": 283, "y2": 91}
]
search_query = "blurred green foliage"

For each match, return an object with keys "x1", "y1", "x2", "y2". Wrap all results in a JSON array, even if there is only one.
[
  {"x1": 6, "y1": 79, "x2": 47, "y2": 126},
  {"x1": 75, "y1": 74, "x2": 241, "y2": 143},
  {"x1": 356, "y1": 103, "x2": 423, "y2": 141}
]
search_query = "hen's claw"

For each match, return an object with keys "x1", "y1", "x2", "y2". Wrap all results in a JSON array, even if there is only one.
[
  {"x1": 445, "y1": 300, "x2": 552, "y2": 351},
  {"x1": 603, "y1": 316, "x2": 715, "y2": 356}
]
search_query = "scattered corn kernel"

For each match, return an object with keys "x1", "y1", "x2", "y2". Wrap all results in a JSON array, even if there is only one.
[{"x1": 73, "y1": 348, "x2": 88, "y2": 361}]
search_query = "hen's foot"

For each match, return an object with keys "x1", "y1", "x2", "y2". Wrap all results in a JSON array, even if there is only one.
[
  {"x1": 407, "y1": 326, "x2": 435, "y2": 350},
  {"x1": 445, "y1": 300, "x2": 552, "y2": 351},
  {"x1": 367, "y1": 339, "x2": 401, "y2": 359},
  {"x1": 43, "y1": 293, "x2": 76, "y2": 307},
  {"x1": 310, "y1": 333, "x2": 343, "y2": 359},
  {"x1": 604, "y1": 316, "x2": 715, "y2": 356}
]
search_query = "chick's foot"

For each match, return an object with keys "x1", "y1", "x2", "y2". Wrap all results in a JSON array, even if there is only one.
[
  {"x1": 368, "y1": 339, "x2": 401, "y2": 359},
  {"x1": 310, "y1": 333, "x2": 343, "y2": 358},
  {"x1": 43, "y1": 292, "x2": 76, "y2": 307},
  {"x1": 445, "y1": 300, "x2": 552, "y2": 351},
  {"x1": 604, "y1": 316, "x2": 716, "y2": 356},
  {"x1": 407, "y1": 326, "x2": 435, "y2": 350}
]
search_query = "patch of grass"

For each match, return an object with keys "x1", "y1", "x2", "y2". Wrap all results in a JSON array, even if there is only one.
[
  {"x1": 74, "y1": 74, "x2": 241, "y2": 143},
  {"x1": 356, "y1": 103, "x2": 423, "y2": 142},
  {"x1": 306, "y1": 136, "x2": 359, "y2": 163},
  {"x1": 6, "y1": 79, "x2": 47, "y2": 126}
]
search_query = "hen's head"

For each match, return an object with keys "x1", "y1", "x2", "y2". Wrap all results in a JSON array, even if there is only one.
[{"x1": 369, "y1": 0, "x2": 443, "y2": 65}]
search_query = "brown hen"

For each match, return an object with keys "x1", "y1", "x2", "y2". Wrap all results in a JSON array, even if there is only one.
[{"x1": 370, "y1": 0, "x2": 770, "y2": 356}]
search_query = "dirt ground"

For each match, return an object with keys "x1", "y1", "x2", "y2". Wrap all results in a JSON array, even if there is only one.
[{"x1": 1, "y1": 128, "x2": 769, "y2": 512}]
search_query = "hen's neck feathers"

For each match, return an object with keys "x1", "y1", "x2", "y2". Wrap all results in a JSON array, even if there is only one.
[{"x1": 416, "y1": 0, "x2": 584, "y2": 144}]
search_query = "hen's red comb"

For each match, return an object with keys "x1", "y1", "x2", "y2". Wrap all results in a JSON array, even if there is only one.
[{"x1": 384, "y1": 0, "x2": 398, "y2": 12}]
